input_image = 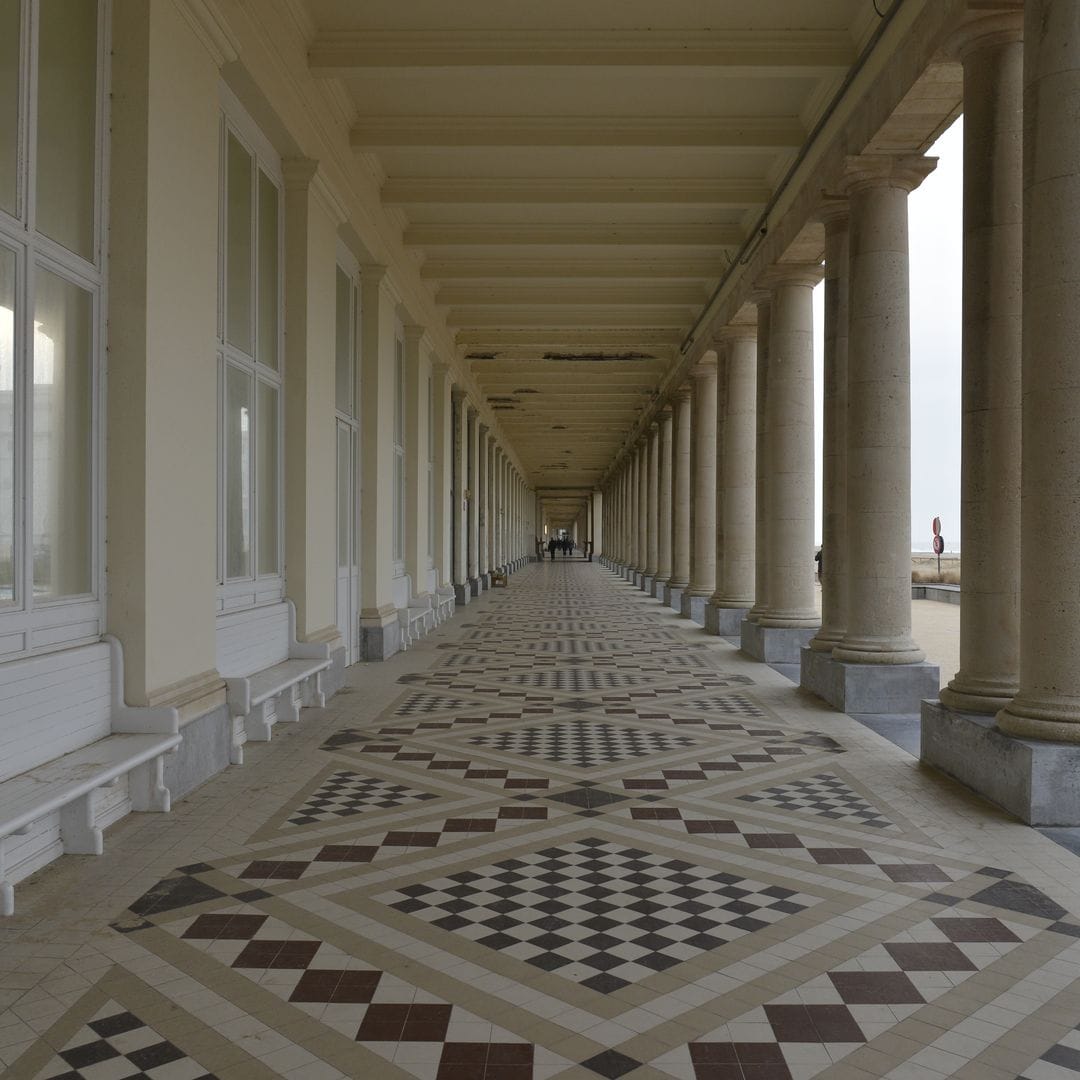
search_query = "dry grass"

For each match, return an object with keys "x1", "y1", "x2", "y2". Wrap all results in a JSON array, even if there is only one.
[{"x1": 912, "y1": 568, "x2": 961, "y2": 585}]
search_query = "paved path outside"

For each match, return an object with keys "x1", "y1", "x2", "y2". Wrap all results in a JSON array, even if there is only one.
[{"x1": 1, "y1": 560, "x2": 1077, "y2": 1080}]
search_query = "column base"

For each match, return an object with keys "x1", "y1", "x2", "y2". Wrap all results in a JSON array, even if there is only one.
[
  {"x1": 801, "y1": 648, "x2": 940, "y2": 714},
  {"x1": 741, "y1": 620, "x2": 817, "y2": 663},
  {"x1": 360, "y1": 609, "x2": 401, "y2": 661},
  {"x1": 651, "y1": 577, "x2": 668, "y2": 599},
  {"x1": 921, "y1": 698, "x2": 1080, "y2": 825},
  {"x1": 665, "y1": 584, "x2": 686, "y2": 611},
  {"x1": 680, "y1": 592, "x2": 708, "y2": 625},
  {"x1": 453, "y1": 583, "x2": 472, "y2": 605},
  {"x1": 642, "y1": 574, "x2": 654, "y2": 594},
  {"x1": 704, "y1": 603, "x2": 749, "y2": 636},
  {"x1": 469, "y1": 577, "x2": 483, "y2": 597}
]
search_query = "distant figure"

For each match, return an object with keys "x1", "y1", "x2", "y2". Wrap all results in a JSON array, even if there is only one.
[
  {"x1": 547, "y1": 537, "x2": 557, "y2": 561},
  {"x1": 815, "y1": 547, "x2": 823, "y2": 583}
]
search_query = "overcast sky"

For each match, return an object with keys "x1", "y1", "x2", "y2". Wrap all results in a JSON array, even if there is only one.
[{"x1": 813, "y1": 117, "x2": 963, "y2": 552}]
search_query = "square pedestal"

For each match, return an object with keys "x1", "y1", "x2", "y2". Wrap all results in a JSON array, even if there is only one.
[
  {"x1": 665, "y1": 585, "x2": 685, "y2": 611},
  {"x1": 800, "y1": 648, "x2": 940, "y2": 714},
  {"x1": 469, "y1": 577, "x2": 483, "y2": 597},
  {"x1": 481, "y1": 572, "x2": 491, "y2": 590},
  {"x1": 921, "y1": 699, "x2": 1080, "y2": 825},
  {"x1": 454, "y1": 583, "x2": 472, "y2": 605},
  {"x1": 741, "y1": 620, "x2": 817, "y2": 663},
  {"x1": 651, "y1": 578, "x2": 667, "y2": 599},
  {"x1": 680, "y1": 593, "x2": 707, "y2": 625},
  {"x1": 642, "y1": 575, "x2": 654, "y2": 594},
  {"x1": 704, "y1": 604, "x2": 748, "y2": 636},
  {"x1": 360, "y1": 611, "x2": 401, "y2": 661}
]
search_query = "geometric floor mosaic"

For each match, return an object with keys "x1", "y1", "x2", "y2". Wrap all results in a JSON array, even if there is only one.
[{"x1": 7, "y1": 559, "x2": 1080, "y2": 1080}]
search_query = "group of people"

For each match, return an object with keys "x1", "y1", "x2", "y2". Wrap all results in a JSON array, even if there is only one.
[{"x1": 547, "y1": 536, "x2": 576, "y2": 559}]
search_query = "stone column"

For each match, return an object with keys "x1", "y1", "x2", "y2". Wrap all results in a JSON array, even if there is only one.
[
  {"x1": 403, "y1": 325, "x2": 431, "y2": 605},
  {"x1": 476, "y1": 424, "x2": 490, "y2": 587},
  {"x1": 829, "y1": 155, "x2": 940, "y2": 709},
  {"x1": 744, "y1": 268, "x2": 821, "y2": 661},
  {"x1": 486, "y1": 436, "x2": 497, "y2": 575},
  {"x1": 937, "y1": 12, "x2": 1023, "y2": 715},
  {"x1": 654, "y1": 406, "x2": 674, "y2": 595},
  {"x1": 431, "y1": 362, "x2": 454, "y2": 592},
  {"x1": 636, "y1": 441, "x2": 649, "y2": 582},
  {"x1": 466, "y1": 406, "x2": 481, "y2": 594},
  {"x1": 997, "y1": 0, "x2": 1080, "y2": 745},
  {"x1": 744, "y1": 298, "x2": 771, "y2": 629},
  {"x1": 451, "y1": 388, "x2": 471, "y2": 605},
  {"x1": 682, "y1": 355, "x2": 718, "y2": 623},
  {"x1": 706, "y1": 326, "x2": 757, "y2": 636},
  {"x1": 665, "y1": 385, "x2": 692, "y2": 610},
  {"x1": 629, "y1": 447, "x2": 641, "y2": 577},
  {"x1": 807, "y1": 205, "x2": 850, "y2": 659},
  {"x1": 644, "y1": 422, "x2": 660, "y2": 589}
]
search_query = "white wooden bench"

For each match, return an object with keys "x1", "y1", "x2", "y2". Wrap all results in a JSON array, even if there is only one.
[
  {"x1": 394, "y1": 574, "x2": 432, "y2": 650},
  {"x1": 216, "y1": 600, "x2": 330, "y2": 763},
  {"x1": 428, "y1": 568, "x2": 455, "y2": 624},
  {"x1": 0, "y1": 636, "x2": 181, "y2": 916}
]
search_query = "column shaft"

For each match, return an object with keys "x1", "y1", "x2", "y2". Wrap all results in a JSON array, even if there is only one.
[
  {"x1": 655, "y1": 407, "x2": 674, "y2": 585},
  {"x1": 746, "y1": 301, "x2": 771, "y2": 620},
  {"x1": 686, "y1": 357, "x2": 718, "y2": 602},
  {"x1": 645, "y1": 424, "x2": 660, "y2": 578},
  {"x1": 669, "y1": 388, "x2": 692, "y2": 590}
]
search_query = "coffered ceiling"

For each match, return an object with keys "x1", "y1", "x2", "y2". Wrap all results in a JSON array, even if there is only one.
[{"x1": 306, "y1": 0, "x2": 877, "y2": 504}]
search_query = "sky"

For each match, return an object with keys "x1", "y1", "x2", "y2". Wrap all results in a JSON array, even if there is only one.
[{"x1": 813, "y1": 117, "x2": 963, "y2": 552}]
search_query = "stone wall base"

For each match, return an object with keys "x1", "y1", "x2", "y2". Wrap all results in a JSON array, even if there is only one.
[
  {"x1": 642, "y1": 575, "x2": 654, "y2": 595},
  {"x1": 801, "y1": 648, "x2": 940, "y2": 714},
  {"x1": 360, "y1": 611, "x2": 401, "y2": 660},
  {"x1": 704, "y1": 604, "x2": 748, "y2": 636},
  {"x1": 454, "y1": 583, "x2": 472, "y2": 605},
  {"x1": 651, "y1": 578, "x2": 667, "y2": 599},
  {"x1": 166, "y1": 703, "x2": 231, "y2": 801},
  {"x1": 680, "y1": 592, "x2": 708, "y2": 625},
  {"x1": 665, "y1": 585, "x2": 685, "y2": 611},
  {"x1": 323, "y1": 645, "x2": 347, "y2": 698},
  {"x1": 480, "y1": 572, "x2": 491, "y2": 590},
  {"x1": 920, "y1": 699, "x2": 1080, "y2": 825},
  {"x1": 741, "y1": 620, "x2": 817, "y2": 663}
]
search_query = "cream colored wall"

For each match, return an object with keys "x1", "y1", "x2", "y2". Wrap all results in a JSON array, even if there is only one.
[
  {"x1": 284, "y1": 169, "x2": 340, "y2": 642},
  {"x1": 108, "y1": 0, "x2": 221, "y2": 709}
]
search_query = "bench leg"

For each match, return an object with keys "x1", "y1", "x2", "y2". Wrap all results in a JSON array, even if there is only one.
[
  {"x1": 230, "y1": 718, "x2": 246, "y2": 765},
  {"x1": 130, "y1": 755, "x2": 171, "y2": 813},
  {"x1": 0, "y1": 841, "x2": 12, "y2": 916},
  {"x1": 277, "y1": 688, "x2": 300, "y2": 724},
  {"x1": 301, "y1": 673, "x2": 325, "y2": 710},
  {"x1": 245, "y1": 701, "x2": 273, "y2": 742},
  {"x1": 60, "y1": 792, "x2": 103, "y2": 856}
]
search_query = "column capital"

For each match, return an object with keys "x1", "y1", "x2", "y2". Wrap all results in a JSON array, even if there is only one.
[
  {"x1": 692, "y1": 353, "x2": 719, "y2": 377},
  {"x1": 431, "y1": 358, "x2": 452, "y2": 377},
  {"x1": 840, "y1": 154, "x2": 937, "y2": 197},
  {"x1": 658, "y1": 403, "x2": 674, "y2": 421},
  {"x1": 943, "y1": 8, "x2": 1023, "y2": 61},
  {"x1": 671, "y1": 382, "x2": 693, "y2": 404},
  {"x1": 757, "y1": 262, "x2": 824, "y2": 290},
  {"x1": 714, "y1": 323, "x2": 758, "y2": 344},
  {"x1": 815, "y1": 195, "x2": 850, "y2": 228},
  {"x1": 402, "y1": 323, "x2": 426, "y2": 345},
  {"x1": 648, "y1": 419, "x2": 661, "y2": 434},
  {"x1": 466, "y1": 403, "x2": 479, "y2": 419},
  {"x1": 282, "y1": 158, "x2": 348, "y2": 224},
  {"x1": 451, "y1": 385, "x2": 468, "y2": 403}
]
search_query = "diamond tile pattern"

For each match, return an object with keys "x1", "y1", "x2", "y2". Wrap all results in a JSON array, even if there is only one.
[
  {"x1": 286, "y1": 770, "x2": 438, "y2": 826},
  {"x1": 736, "y1": 772, "x2": 898, "y2": 829}
]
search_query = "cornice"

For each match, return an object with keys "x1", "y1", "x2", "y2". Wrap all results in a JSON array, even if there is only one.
[{"x1": 173, "y1": 0, "x2": 240, "y2": 66}]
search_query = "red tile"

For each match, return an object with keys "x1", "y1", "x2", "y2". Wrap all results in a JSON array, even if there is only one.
[
  {"x1": 884, "y1": 943, "x2": 977, "y2": 972},
  {"x1": 829, "y1": 971, "x2": 923, "y2": 1004},
  {"x1": 932, "y1": 917, "x2": 1021, "y2": 943}
]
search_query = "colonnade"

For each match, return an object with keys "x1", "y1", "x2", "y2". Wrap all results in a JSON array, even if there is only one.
[{"x1": 602, "y1": 1, "x2": 1080, "y2": 823}]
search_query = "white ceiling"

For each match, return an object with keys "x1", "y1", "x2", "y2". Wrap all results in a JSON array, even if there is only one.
[{"x1": 305, "y1": 0, "x2": 875, "y2": 523}]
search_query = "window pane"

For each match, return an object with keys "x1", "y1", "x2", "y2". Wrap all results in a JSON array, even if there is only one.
[
  {"x1": 0, "y1": 247, "x2": 14, "y2": 601},
  {"x1": 337, "y1": 423, "x2": 350, "y2": 568},
  {"x1": 225, "y1": 132, "x2": 252, "y2": 354},
  {"x1": 32, "y1": 268, "x2": 92, "y2": 599},
  {"x1": 256, "y1": 170, "x2": 278, "y2": 370},
  {"x1": 0, "y1": 0, "x2": 19, "y2": 216},
  {"x1": 256, "y1": 380, "x2": 278, "y2": 576},
  {"x1": 35, "y1": 0, "x2": 98, "y2": 259},
  {"x1": 224, "y1": 364, "x2": 251, "y2": 579},
  {"x1": 335, "y1": 267, "x2": 352, "y2": 415},
  {"x1": 394, "y1": 340, "x2": 404, "y2": 447}
]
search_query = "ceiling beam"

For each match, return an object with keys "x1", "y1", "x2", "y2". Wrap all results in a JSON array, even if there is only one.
[
  {"x1": 457, "y1": 329, "x2": 684, "y2": 347},
  {"x1": 422, "y1": 257, "x2": 722, "y2": 280},
  {"x1": 437, "y1": 283, "x2": 708, "y2": 306},
  {"x1": 383, "y1": 177, "x2": 772, "y2": 207},
  {"x1": 404, "y1": 222, "x2": 743, "y2": 247},
  {"x1": 351, "y1": 116, "x2": 804, "y2": 150},
  {"x1": 310, "y1": 29, "x2": 854, "y2": 73},
  {"x1": 448, "y1": 306, "x2": 696, "y2": 328}
]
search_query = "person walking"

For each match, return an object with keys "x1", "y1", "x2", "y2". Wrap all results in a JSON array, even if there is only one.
[{"x1": 548, "y1": 537, "x2": 557, "y2": 561}]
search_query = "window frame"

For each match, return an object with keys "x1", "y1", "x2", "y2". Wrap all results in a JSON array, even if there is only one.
[
  {"x1": 0, "y1": 0, "x2": 110, "y2": 658},
  {"x1": 216, "y1": 85, "x2": 285, "y2": 612}
]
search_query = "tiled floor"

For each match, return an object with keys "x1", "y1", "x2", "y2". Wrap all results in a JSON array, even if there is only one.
[{"x1": 4, "y1": 561, "x2": 1080, "y2": 1080}]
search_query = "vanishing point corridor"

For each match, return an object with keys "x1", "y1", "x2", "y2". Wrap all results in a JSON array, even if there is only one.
[{"x1": 5, "y1": 563, "x2": 1080, "y2": 1080}]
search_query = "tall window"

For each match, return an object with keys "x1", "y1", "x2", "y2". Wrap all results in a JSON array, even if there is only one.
[
  {"x1": 392, "y1": 335, "x2": 405, "y2": 568},
  {"x1": 0, "y1": 0, "x2": 105, "y2": 653},
  {"x1": 426, "y1": 372, "x2": 435, "y2": 565},
  {"x1": 217, "y1": 91, "x2": 283, "y2": 608}
]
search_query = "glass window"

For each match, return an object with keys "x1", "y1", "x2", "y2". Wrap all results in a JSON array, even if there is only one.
[
  {"x1": 393, "y1": 338, "x2": 405, "y2": 564},
  {"x1": 0, "y1": 0, "x2": 19, "y2": 216},
  {"x1": 224, "y1": 364, "x2": 251, "y2": 580},
  {"x1": 225, "y1": 132, "x2": 252, "y2": 354},
  {"x1": 256, "y1": 169, "x2": 278, "y2": 370},
  {"x1": 256, "y1": 380, "x2": 277, "y2": 576},
  {"x1": 32, "y1": 267, "x2": 92, "y2": 599},
  {"x1": 0, "y1": 246, "x2": 14, "y2": 601},
  {"x1": 335, "y1": 266, "x2": 352, "y2": 415},
  {"x1": 35, "y1": 0, "x2": 98, "y2": 259}
]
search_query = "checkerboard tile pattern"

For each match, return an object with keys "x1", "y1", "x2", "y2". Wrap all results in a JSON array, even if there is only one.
[
  {"x1": 736, "y1": 772, "x2": 899, "y2": 829},
  {"x1": 286, "y1": 771, "x2": 438, "y2": 826},
  {"x1": 466, "y1": 719, "x2": 697, "y2": 769},
  {"x1": 379, "y1": 837, "x2": 819, "y2": 993},
  {"x1": 36, "y1": 1002, "x2": 215, "y2": 1079}
]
